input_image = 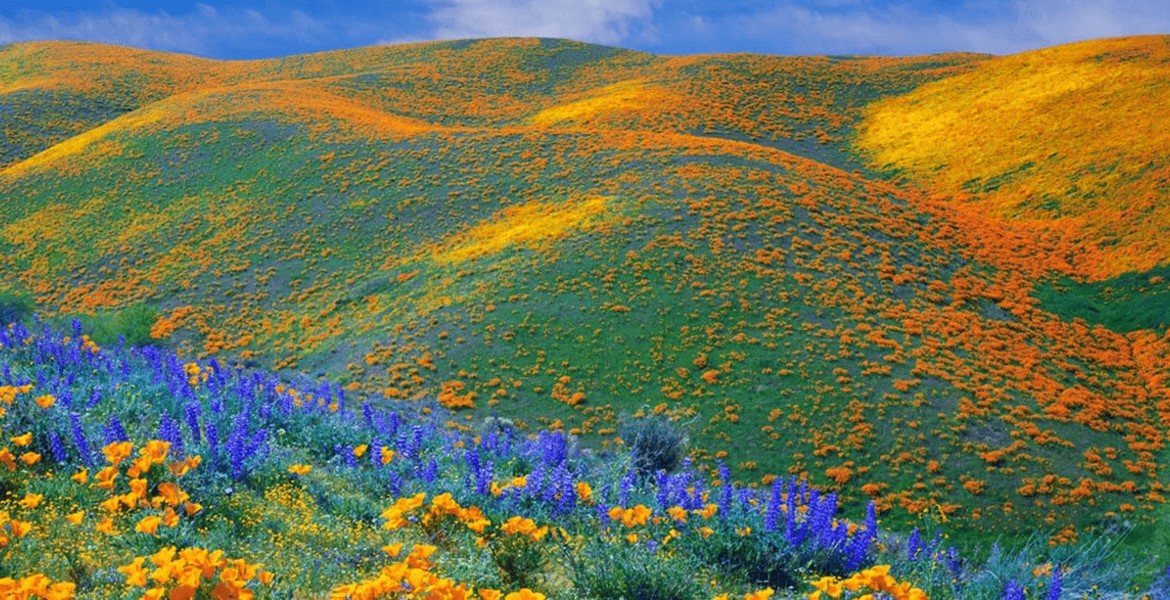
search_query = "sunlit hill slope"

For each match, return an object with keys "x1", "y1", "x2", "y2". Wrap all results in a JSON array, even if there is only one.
[{"x1": 2, "y1": 36, "x2": 1170, "y2": 545}]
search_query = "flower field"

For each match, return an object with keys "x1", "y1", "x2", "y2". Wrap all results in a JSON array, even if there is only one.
[
  {"x1": 2, "y1": 319, "x2": 1159, "y2": 598},
  {"x1": 2, "y1": 33, "x2": 1170, "y2": 598}
]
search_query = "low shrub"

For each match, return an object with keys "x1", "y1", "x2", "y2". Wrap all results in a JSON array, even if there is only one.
[{"x1": 618, "y1": 413, "x2": 689, "y2": 478}]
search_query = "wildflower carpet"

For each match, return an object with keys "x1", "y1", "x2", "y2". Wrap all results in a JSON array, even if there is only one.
[{"x1": 2, "y1": 34, "x2": 1170, "y2": 598}]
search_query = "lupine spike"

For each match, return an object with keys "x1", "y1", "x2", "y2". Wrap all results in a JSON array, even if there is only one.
[{"x1": 1048, "y1": 565, "x2": 1063, "y2": 600}]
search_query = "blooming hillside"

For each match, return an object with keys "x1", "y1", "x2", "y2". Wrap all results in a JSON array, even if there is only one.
[
  {"x1": 856, "y1": 35, "x2": 1170, "y2": 280},
  {"x1": 0, "y1": 320, "x2": 1147, "y2": 598},
  {"x1": 1, "y1": 36, "x2": 1169, "y2": 568}
]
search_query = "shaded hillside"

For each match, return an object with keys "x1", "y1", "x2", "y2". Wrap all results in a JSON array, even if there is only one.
[{"x1": 1, "y1": 37, "x2": 1168, "y2": 545}]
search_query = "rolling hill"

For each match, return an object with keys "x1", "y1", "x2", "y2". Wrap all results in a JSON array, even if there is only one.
[{"x1": 2, "y1": 35, "x2": 1168, "y2": 548}]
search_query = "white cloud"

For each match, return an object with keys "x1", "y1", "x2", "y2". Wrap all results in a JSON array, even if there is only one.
[
  {"x1": 0, "y1": 4, "x2": 330, "y2": 56},
  {"x1": 735, "y1": 0, "x2": 1170, "y2": 56},
  {"x1": 421, "y1": 0, "x2": 660, "y2": 45}
]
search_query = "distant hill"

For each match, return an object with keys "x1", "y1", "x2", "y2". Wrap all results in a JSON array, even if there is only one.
[
  {"x1": 2, "y1": 36, "x2": 1168, "y2": 544},
  {"x1": 856, "y1": 35, "x2": 1170, "y2": 280}
]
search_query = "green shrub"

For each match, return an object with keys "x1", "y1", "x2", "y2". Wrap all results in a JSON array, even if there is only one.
[
  {"x1": 84, "y1": 302, "x2": 160, "y2": 347},
  {"x1": 618, "y1": 413, "x2": 689, "y2": 478},
  {"x1": 0, "y1": 289, "x2": 34, "y2": 324},
  {"x1": 684, "y1": 525, "x2": 847, "y2": 590},
  {"x1": 565, "y1": 540, "x2": 705, "y2": 600}
]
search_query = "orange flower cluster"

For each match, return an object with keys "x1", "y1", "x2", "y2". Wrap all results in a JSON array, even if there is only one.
[
  {"x1": 0, "y1": 574, "x2": 76, "y2": 600},
  {"x1": 118, "y1": 546, "x2": 271, "y2": 600},
  {"x1": 808, "y1": 565, "x2": 927, "y2": 600}
]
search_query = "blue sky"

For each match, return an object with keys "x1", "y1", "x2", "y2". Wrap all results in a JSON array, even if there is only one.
[{"x1": 2, "y1": 0, "x2": 1168, "y2": 59}]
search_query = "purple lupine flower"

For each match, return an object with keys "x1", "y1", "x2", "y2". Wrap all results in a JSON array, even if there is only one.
[
  {"x1": 1048, "y1": 566, "x2": 1062, "y2": 600},
  {"x1": 810, "y1": 493, "x2": 837, "y2": 547},
  {"x1": 465, "y1": 446, "x2": 481, "y2": 473},
  {"x1": 69, "y1": 412, "x2": 92, "y2": 465},
  {"x1": 763, "y1": 478, "x2": 784, "y2": 532},
  {"x1": 711, "y1": 463, "x2": 730, "y2": 514},
  {"x1": 206, "y1": 422, "x2": 220, "y2": 464},
  {"x1": 49, "y1": 432, "x2": 68, "y2": 463},
  {"x1": 370, "y1": 440, "x2": 383, "y2": 469},
  {"x1": 158, "y1": 414, "x2": 185, "y2": 459},
  {"x1": 184, "y1": 402, "x2": 202, "y2": 442},
  {"x1": 385, "y1": 412, "x2": 400, "y2": 440},
  {"x1": 542, "y1": 475, "x2": 561, "y2": 505},
  {"x1": 1002, "y1": 580, "x2": 1025, "y2": 600},
  {"x1": 907, "y1": 528, "x2": 922, "y2": 560},
  {"x1": 685, "y1": 478, "x2": 704, "y2": 510},
  {"x1": 618, "y1": 469, "x2": 636, "y2": 506},
  {"x1": 944, "y1": 546, "x2": 962, "y2": 578},
  {"x1": 103, "y1": 416, "x2": 128, "y2": 445},
  {"x1": 343, "y1": 445, "x2": 358, "y2": 469},
  {"x1": 226, "y1": 416, "x2": 249, "y2": 480},
  {"x1": 558, "y1": 467, "x2": 576, "y2": 514},
  {"x1": 385, "y1": 471, "x2": 403, "y2": 496},
  {"x1": 475, "y1": 461, "x2": 494, "y2": 496},
  {"x1": 655, "y1": 471, "x2": 672, "y2": 508},
  {"x1": 843, "y1": 521, "x2": 871, "y2": 570},
  {"x1": 838, "y1": 502, "x2": 878, "y2": 568},
  {"x1": 279, "y1": 392, "x2": 293, "y2": 416},
  {"x1": 420, "y1": 458, "x2": 438, "y2": 483},
  {"x1": 362, "y1": 402, "x2": 375, "y2": 429},
  {"x1": 927, "y1": 530, "x2": 942, "y2": 557},
  {"x1": 528, "y1": 464, "x2": 545, "y2": 497},
  {"x1": 539, "y1": 431, "x2": 567, "y2": 468},
  {"x1": 784, "y1": 479, "x2": 799, "y2": 545},
  {"x1": 410, "y1": 425, "x2": 424, "y2": 457}
]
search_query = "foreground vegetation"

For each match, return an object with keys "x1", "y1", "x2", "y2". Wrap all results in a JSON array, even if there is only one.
[
  {"x1": 1, "y1": 319, "x2": 1166, "y2": 598},
  {"x1": 4, "y1": 38, "x2": 1170, "y2": 544}
]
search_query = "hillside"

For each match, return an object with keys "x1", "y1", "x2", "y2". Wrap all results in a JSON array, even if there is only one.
[{"x1": 2, "y1": 36, "x2": 1169, "y2": 551}]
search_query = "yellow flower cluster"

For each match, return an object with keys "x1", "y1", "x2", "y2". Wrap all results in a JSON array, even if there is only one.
[
  {"x1": 119, "y1": 546, "x2": 271, "y2": 600},
  {"x1": 424, "y1": 493, "x2": 491, "y2": 534},
  {"x1": 381, "y1": 492, "x2": 427, "y2": 530},
  {"x1": 499, "y1": 516, "x2": 548, "y2": 541},
  {"x1": 606, "y1": 504, "x2": 653, "y2": 528},
  {"x1": 0, "y1": 384, "x2": 34, "y2": 405},
  {"x1": 714, "y1": 588, "x2": 774, "y2": 600},
  {"x1": 808, "y1": 565, "x2": 928, "y2": 600},
  {"x1": 381, "y1": 492, "x2": 493, "y2": 535},
  {"x1": 183, "y1": 362, "x2": 210, "y2": 387},
  {"x1": 1, "y1": 509, "x2": 34, "y2": 547},
  {"x1": 0, "y1": 385, "x2": 37, "y2": 465},
  {"x1": 80, "y1": 441, "x2": 203, "y2": 537},
  {"x1": 0, "y1": 573, "x2": 76, "y2": 599},
  {"x1": 332, "y1": 542, "x2": 546, "y2": 600}
]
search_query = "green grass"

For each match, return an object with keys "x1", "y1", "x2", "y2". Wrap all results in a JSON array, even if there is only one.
[{"x1": 1035, "y1": 264, "x2": 1170, "y2": 333}]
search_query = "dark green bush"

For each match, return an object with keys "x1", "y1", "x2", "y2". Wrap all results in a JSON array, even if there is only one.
[
  {"x1": 84, "y1": 302, "x2": 160, "y2": 347},
  {"x1": 0, "y1": 289, "x2": 34, "y2": 325},
  {"x1": 619, "y1": 413, "x2": 689, "y2": 478},
  {"x1": 566, "y1": 540, "x2": 705, "y2": 600}
]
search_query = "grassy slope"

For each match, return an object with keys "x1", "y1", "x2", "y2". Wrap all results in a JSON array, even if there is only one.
[
  {"x1": 1, "y1": 38, "x2": 1169, "y2": 548},
  {"x1": 855, "y1": 35, "x2": 1170, "y2": 281}
]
